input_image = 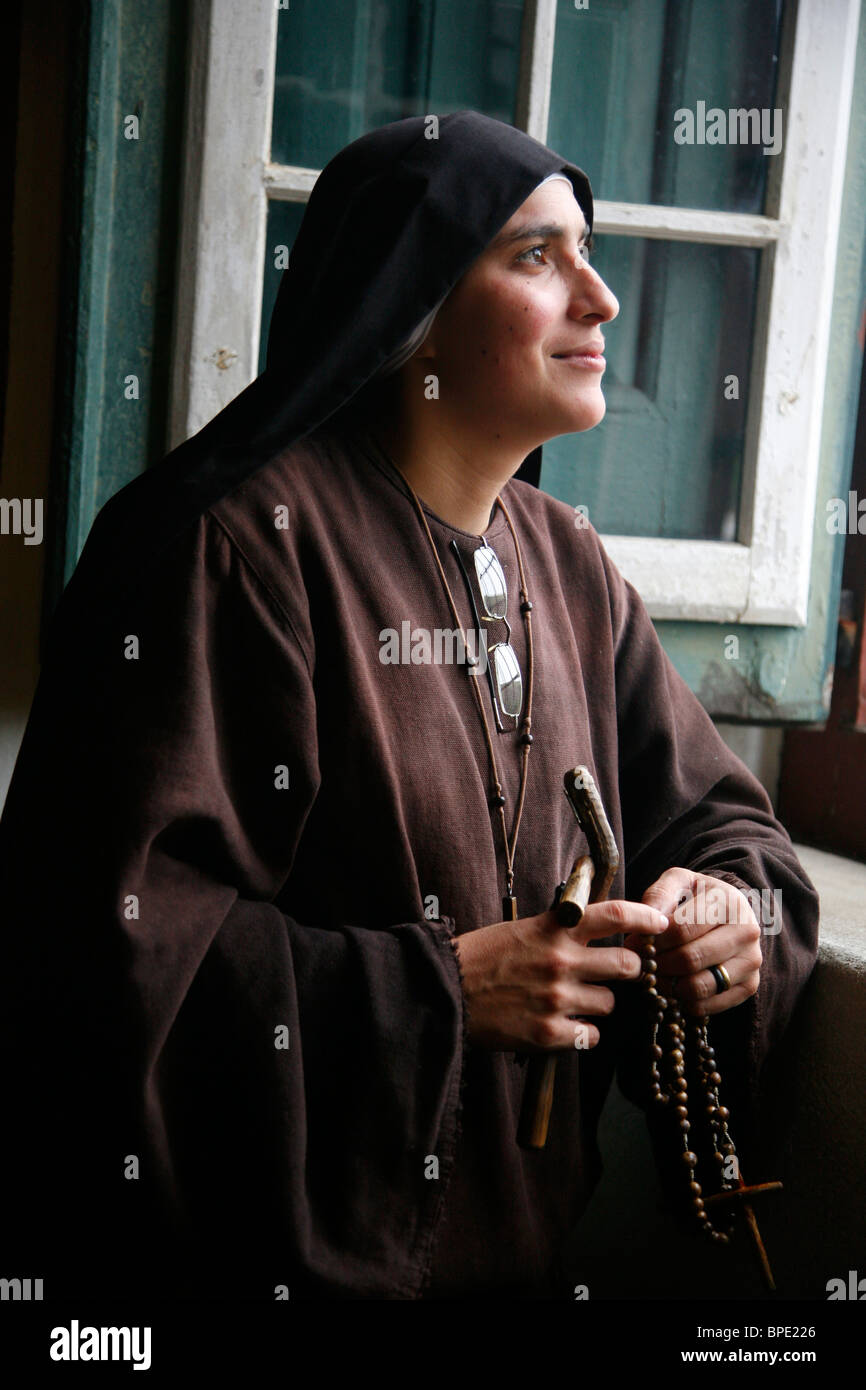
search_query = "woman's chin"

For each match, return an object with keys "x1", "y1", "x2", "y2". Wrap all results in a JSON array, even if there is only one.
[{"x1": 548, "y1": 395, "x2": 607, "y2": 437}]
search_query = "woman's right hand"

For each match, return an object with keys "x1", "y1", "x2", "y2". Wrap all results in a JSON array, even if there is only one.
[{"x1": 451, "y1": 902, "x2": 669, "y2": 1051}]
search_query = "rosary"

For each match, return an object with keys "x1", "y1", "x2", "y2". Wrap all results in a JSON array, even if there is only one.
[{"x1": 641, "y1": 931, "x2": 783, "y2": 1289}]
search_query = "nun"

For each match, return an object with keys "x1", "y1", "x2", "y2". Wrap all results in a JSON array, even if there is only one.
[{"x1": 0, "y1": 111, "x2": 818, "y2": 1301}]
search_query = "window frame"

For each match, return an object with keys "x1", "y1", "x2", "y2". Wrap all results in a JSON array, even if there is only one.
[{"x1": 170, "y1": 0, "x2": 861, "y2": 626}]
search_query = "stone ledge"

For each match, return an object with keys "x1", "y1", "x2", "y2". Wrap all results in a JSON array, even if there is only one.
[{"x1": 793, "y1": 841, "x2": 866, "y2": 959}]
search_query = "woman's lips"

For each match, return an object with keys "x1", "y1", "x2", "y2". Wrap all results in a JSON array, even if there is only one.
[{"x1": 552, "y1": 351, "x2": 606, "y2": 370}]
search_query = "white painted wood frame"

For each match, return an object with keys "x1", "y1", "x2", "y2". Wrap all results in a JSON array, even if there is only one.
[{"x1": 170, "y1": 0, "x2": 861, "y2": 625}]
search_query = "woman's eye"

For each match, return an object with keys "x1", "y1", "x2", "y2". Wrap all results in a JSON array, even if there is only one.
[{"x1": 516, "y1": 243, "x2": 549, "y2": 266}]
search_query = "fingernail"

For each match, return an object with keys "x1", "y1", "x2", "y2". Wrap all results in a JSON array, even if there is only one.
[{"x1": 657, "y1": 915, "x2": 669, "y2": 928}]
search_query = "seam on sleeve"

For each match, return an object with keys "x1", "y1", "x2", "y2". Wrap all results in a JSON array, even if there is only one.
[{"x1": 206, "y1": 509, "x2": 314, "y2": 679}]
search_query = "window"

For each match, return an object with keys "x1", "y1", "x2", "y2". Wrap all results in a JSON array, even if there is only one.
[{"x1": 171, "y1": 0, "x2": 859, "y2": 629}]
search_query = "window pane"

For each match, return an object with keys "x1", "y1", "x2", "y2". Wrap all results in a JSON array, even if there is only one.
[
  {"x1": 549, "y1": 0, "x2": 786, "y2": 214},
  {"x1": 540, "y1": 236, "x2": 761, "y2": 540},
  {"x1": 271, "y1": 0, "x2": 523, "y2": 169},
  {"x1": 259, "y1": 201, "x2": 307, "y2": 375}
]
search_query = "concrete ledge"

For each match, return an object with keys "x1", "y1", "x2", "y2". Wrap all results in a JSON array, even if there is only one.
[{"x1": 794, "y1": 841, "x2": 866, "y2": 958}]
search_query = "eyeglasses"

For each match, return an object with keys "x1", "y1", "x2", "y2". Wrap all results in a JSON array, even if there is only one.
[{"x1": 450, "y1": 537, "x2": 524, "y2": 730}]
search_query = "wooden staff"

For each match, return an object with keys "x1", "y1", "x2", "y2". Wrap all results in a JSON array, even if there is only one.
[{"x1": 517, "y1": 767, "x2": 619, "y2": 1149}]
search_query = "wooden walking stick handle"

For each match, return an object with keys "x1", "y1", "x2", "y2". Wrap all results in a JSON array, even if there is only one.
[{"x1": 517, "y1": 768, "x2": 619, "y2": 1150}]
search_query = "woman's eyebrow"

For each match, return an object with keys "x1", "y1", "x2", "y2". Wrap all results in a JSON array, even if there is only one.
[{"x1": 491, "y1": 219, "x2": 590, "y2": 248}]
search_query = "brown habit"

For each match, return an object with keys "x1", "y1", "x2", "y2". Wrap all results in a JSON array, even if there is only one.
[{"x1": 0, "y1": 403, "x2": 819, "y2": 1300}]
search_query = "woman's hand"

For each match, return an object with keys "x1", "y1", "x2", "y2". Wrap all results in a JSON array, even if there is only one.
[
  {"x1": 624, "y1": 867, "x2": 763, "y2": 1016},
  {"x1": 452, "y1": 901, "x2": 669, "y2": 1051}
]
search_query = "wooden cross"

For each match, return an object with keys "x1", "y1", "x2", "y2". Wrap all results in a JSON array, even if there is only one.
[{"x1": 703, "y1": 1174, "x2": 783, "y2": 1290}]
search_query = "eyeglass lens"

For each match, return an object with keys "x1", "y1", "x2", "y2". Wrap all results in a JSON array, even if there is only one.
[{"x1": 474, "y1": 543, "x2": 523, "y2": 719}]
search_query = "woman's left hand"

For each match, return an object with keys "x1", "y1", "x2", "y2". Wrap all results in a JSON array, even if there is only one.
[{"x1": 623, "y1": 868, "x2": 762, "y2": 1016}]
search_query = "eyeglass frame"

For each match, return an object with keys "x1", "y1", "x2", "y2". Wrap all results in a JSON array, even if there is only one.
[{"x1": 449, "y1": 536, "x2": 524, "y2": 732}]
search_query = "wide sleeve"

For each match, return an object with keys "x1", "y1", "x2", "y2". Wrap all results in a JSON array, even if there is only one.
[
  {"x1": 590, "y1": 539, "x2": 819, "y2": 1147},
  {"x1": 0, "y1": 506, "x2": 465, "y2": 1302}
]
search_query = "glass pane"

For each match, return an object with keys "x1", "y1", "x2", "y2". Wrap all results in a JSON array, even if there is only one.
[
  {"x1": 272, "y1": 0, "x2": 523, "y2": 170},
  {"x1": 540, "y1": 236, "x2": 761, "y2": 540},
  {"x1": 259, "y1": 200, "x2": 307, "y2": 374},
  {"x1": 549, "y1": 0, "x2": 786, "y2": 214}
]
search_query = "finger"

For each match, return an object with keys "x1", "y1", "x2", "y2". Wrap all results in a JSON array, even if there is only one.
[
  {"x1": 569, "y1": 1020, "x2": 601, "y2": 1051},
  {"x1": 680, "y1": 973, "x2": 760, "y2": 1017},
  {"x1": 641, "y1": 868, "x2": 698, "y2": 921},
  {"x1": 529, "y1": 1015, "x2": 602, "y2": 1051},
  {"x1": 656, "y1": 881, "x2": 759, "y2": 954},
  {"x1": 576, "y1": 944, "x2": 645, "y2": 985},
  {"x1": 669, "y1": 954, "x2": 761, "y2": 1012},
  {"x1": 573, "y1": 900, "x2": 669, "y2": 944},
  {"x1": 654, "y1": 924, "x2": 757, "y2": 977}
]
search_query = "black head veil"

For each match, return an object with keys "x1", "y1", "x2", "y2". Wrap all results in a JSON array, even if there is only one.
[{"x1": 58, "y1": 110, "x2": 593, "y2": 627}]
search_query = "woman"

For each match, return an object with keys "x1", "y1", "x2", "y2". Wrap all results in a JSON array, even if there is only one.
[{"x1": 0, "y1": 111, "x2": 818, "y2": 1301}]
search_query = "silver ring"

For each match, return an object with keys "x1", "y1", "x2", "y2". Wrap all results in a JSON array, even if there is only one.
[{"x1": 709, "y1": 964, "x2": 732, "y2": 995}]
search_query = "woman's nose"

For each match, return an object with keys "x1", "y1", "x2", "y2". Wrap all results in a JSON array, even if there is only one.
[{"x1": 572, "y1": 260, "x2": 619, "y2": 323}]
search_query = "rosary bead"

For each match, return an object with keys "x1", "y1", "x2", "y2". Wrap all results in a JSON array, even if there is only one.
[
  {"x1": 682, "y1": 1151, "x2": 698, "y2": 1167},
  {"x1": 676, "y1": 1104, "x2": 689, "y2": 1120},
  {"x1": 520, "y1": 599, "x2": 533, "y2": 613},
  {"x1": 670, "y1": 1048, "x2": 683, "y2": 1064},
  {"x1": 693, "y1": 1198, "x2": 705, "y2": 1214},
  {"x1": 710, "y1": 1071, "x2": 722, "y2": 1086},
  {"x1": 652, "y1": 1044, "x2": 663, "y2": 1059},
  {"x1": 678, "y1": 1118, "x2": 690, "y2": 1132},
  {"x1": 689, "y1": 1181, "x2": 702, "y2": 1196},
  {"x1": 520, "y1": 731, "x2": 534, "y2": 745},
  {"x1": 717, "y1": 1106, "x2": 730, "y2": 1121},
  {"x1": 721, "y1": 1141, "x2": 736, "y2": 1156},
  {"x1": 490, "y1": 793, "x2": 506, "y2": 809}
]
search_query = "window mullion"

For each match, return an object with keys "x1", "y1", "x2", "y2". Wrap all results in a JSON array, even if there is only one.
[{"x1": 515, "y1": 0, "x2": 558, "y2": 139}]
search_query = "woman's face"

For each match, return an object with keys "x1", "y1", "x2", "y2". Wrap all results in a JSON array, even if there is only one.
[{"x1": 419, "y1": 178, "x2": 619, "y2": 445}]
